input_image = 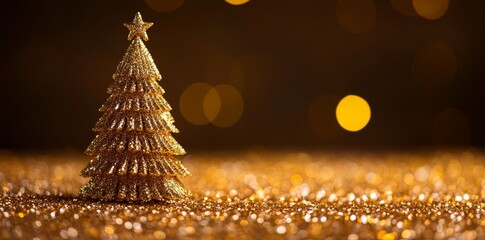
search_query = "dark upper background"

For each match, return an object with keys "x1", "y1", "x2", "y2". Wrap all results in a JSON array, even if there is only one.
[{"x1": 0, "y1": 0, "x2": 484, "y2": 152}]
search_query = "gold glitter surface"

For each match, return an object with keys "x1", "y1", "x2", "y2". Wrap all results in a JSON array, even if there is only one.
[
  {"x1": 0, "y1": 151, "x2": 484, "y2": 239},
  {"x1": 81, "y1": 12, "x2": 189, "y2": 202},
  {"x1": 124, "y1": 12, "x2": 153, "y2": 42}
]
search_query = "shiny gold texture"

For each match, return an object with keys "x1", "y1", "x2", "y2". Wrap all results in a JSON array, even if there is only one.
[
  {"x1": 123, "y1": 12, "x2": 153, "y2": 41},
  {"x1": 81, "y1": 13, "x2": 190, "y2": 202},
  {"x1": 0, "y1": 151, "x2": 483, "y2": 239}
]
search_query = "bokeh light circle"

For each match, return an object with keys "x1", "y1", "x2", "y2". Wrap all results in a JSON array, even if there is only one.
[
  {"x1": 412, "y1": 43, "x2": 457, "y2": 87},
  {"x1": 203, "y1": 88, "x2": 222, "y2": 122},
  {"x1": 179, "y1": 83, "x2": 212, "y2": 125},
  {"x1": 336, "y1": 0, "x2": 377, "y2": 34},
  {"x1": 412, "y1": 0, "x2": 449, "y2": 20},
  {"x1": 336, "y1": 95, "x2": 371, "y2": 132},
  {"x1": 225, "y1": 0, "x2": 250, "y2": 6},
  {"x1": 207, "y1": 85, "x2": 244, "y2": 128},
  {"x1": 145, "y1": 0, "x2": 185, "y2": 13}
]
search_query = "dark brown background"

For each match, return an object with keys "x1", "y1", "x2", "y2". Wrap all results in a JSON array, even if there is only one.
[{"x1": 1, "y1": 0, "x2": 484, "y2": 152}]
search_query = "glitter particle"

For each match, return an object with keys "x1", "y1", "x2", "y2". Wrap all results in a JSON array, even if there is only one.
[
  {"x1": 0, "y1": 151, "x2": 483, "y2": 239},
  {"x1": 153, "y1": 231, "x2": 166, "y2": 239},
  {"x1": 104, "y1": 226, "x2": 114, "y2": 235},
  {"x1": 276, "y1": 225, "x2": 286, "y2": 234}
]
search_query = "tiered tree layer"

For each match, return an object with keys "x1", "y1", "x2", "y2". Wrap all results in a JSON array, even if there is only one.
[{"x1": 80, "y1": 20, "x2": 190, "y2": 202}]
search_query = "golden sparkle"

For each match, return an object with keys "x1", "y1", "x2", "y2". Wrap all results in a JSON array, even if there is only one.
[
  {"x1": 0, "y1": 151, "x2": 483, "y2": 239},
  {"x1": 124, "y1": 12, "x2": 153, "y2": 41}
]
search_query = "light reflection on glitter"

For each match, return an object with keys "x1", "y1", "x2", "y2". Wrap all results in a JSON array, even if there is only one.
[{"x1": 0, "y1": 151, "x2": 483, "y2": 239}]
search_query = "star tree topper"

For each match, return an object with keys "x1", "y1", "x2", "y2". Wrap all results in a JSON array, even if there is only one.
[{"x1": 123, "y1": 12, "x2": 153, "y2": 41}]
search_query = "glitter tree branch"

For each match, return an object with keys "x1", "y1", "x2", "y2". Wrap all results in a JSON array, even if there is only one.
[{"x1": 80, "y1": 12, "x2": 190, "y2": 202}]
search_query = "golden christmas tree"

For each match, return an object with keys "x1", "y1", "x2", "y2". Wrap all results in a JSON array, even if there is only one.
[{"x1": 80, "y1": 12, "x2": 190, "y2": 202}]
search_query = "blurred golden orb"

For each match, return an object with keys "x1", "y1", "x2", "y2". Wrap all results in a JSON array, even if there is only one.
[
  {"x1": 203, "y1": 88, "x2": 222, "y2": 122},
  {"x1": 412, "y1": 0, "x2": 449, "y2": 20},
  {"x1": 180, "y1": 83, "x2": 244, "y2": 127},
  {"x1": 207, "y1": 85, "x2": 244, "y2": 128},
  {"x1": 336, "y1": 95, "x2": 371, "y2": 132},
  {"x1": 180, "y1": 82, "x2": 212, "y2": 125},
  {"x1": 225, "y1": 0, "x2": 250, "y2": 6}
]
